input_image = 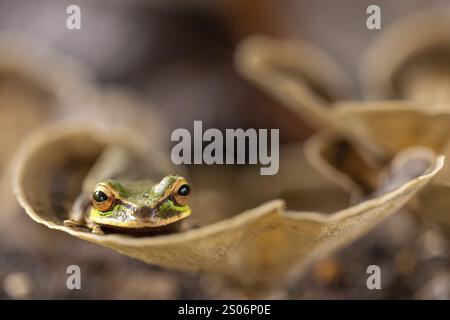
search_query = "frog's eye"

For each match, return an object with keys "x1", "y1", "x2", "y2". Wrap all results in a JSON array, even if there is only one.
[
  {"x1": 91, "y1": 185, "x2": 114, "y2": 212},
  {"x1": 177, "y1": 184, "x2": 190, "y2": 196},
  {"x1": 172, "y1": 179, "x2": 190, "y2": 206}
]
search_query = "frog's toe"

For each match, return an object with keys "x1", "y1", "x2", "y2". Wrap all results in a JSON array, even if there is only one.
[
  {"x1": 64, "y1": 219, "x2": 81, "y2": 228},
  {"x1": 92, "y1": 224, "x2": 105, "y2": 235}
]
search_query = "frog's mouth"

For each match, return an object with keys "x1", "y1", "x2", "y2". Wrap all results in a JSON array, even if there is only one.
[{"x1": 90, "y1": 200, "x2": 191, "y2": 228}]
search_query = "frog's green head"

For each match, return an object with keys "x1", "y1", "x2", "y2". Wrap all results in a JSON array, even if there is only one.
[{"x1": 89, "y1": 175, "x2": 191, "y2": 229}]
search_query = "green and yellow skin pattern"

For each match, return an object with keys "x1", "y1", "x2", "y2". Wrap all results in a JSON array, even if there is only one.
[{"x1": 64, "y1": 175, "x2": 191, "y2": 235}]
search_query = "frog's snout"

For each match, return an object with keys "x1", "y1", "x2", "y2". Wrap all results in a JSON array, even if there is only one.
[{"x1": 135, "y1": 207, "x2": 159, "y2": 222}]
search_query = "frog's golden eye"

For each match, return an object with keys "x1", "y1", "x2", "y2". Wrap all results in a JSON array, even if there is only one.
[
  {"x1": 172, "y1": 178, "x2": 190, "y2": 206},
  {"x1": 91, "y1": 185, "x2": 114, "y2": 212}
]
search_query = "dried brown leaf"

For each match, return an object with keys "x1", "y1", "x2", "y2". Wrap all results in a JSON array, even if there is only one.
[
  {"x1": 13, "y1": 126, "x2": 443, "y2": 288},
  {"x1": 334, "y1": 101, "x2": 450, "y2": 168},
  {"x1": 235, "y1": 35, "x2": 351, "y2": 132},
  {"x1": 360, "y1": 9, "x2": 450, "y2": 104}
]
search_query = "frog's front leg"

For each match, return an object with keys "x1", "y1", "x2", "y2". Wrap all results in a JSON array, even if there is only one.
[
  {"x1": 63, "y1": 219, "x2": 85, "y2": 228},
  {"x1": 64, "y1": 193, "x2": 91, "y2": 230},
  {"x1": 91, "y1": 224, "x2": 105, "y2": 235},
  {"x1": 64, "y1": 217, "x2": 104, "y2": 235}
]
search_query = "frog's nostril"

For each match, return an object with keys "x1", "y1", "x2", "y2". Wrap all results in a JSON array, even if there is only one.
[{"x1": 137, "y1": 207, "x2": 157, "y2": 220}]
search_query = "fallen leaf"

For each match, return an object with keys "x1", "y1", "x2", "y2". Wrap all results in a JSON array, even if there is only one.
[
  {"x1": 235, "y1": 35, "x2": 351, "y2": 132},
  {"x1": 13, "y1": 126, "x2": 444, "y2": 289},
  {"x1": 360, "y1": 8, "x2": 450, "y2": 104}
]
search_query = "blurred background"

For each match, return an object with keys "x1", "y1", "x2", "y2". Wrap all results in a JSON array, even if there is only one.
[{"x1": 0, "y1": 0, "x2": 449, "y2": 299}]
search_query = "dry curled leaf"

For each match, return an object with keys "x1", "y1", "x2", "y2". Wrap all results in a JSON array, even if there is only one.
[
  {"x1": 304, "y1": 134, "x2": 381, "y2": 197},
  {"x1": 234, "y1": 35, "x2": 450, "y2": 235},
  {"x1": 235, "y1": 35, "x2": 351, "y2": 132},
  {"x1": 0, "y1": 33, "x2": 168, "y2": 225},
  {"x1": 13, "y1": 126, "x2": 443, "y2": 289},
  {"x1": 334, "y1": 101, "x2": 450, "y2": 178},
  {"x1": 0, "y1": 32, "x2": 93, "y2": 217},
  {"x1": 305, "y1": 101, "x2": 450, "y2": 229},
  {"x1": 360, "y1": 8, "x2": 450, "y2": 105}
]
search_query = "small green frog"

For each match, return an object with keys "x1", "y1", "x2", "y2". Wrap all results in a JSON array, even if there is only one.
[{"x1": 64, "y1": 175, "x2": 191, "y2": 235}]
